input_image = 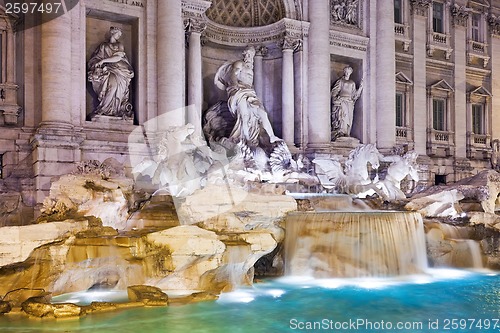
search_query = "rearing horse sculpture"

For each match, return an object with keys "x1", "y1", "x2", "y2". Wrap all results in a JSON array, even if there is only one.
[{"x1": 313, "y1": 144, "x2": 383, "y2": 197}]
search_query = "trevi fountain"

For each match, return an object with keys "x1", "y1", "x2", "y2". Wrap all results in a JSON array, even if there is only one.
[
  {"x1": 1, "y1": 2, "x2": 500, "y2": 331},
  {"x1": 0, "y1": 45, "x2": 500, "y2": 332}
]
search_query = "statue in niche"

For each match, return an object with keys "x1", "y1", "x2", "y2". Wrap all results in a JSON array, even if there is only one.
[
  {"x1": 330, "y1": 66, "x2": 363, "y2": 141},
  {"x1": 203, "y1": 46, "x2": 306, "y2": 178},
  {"x1": 88, "y1": 26, "x2": 135, "y2": 119},
  {"x1": 213, "y1": 46, "x2": 281, "y2": 146}
]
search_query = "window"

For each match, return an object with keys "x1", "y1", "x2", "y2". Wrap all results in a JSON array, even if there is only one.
[
  {"x1": 472, "y1": 104, "x2": 484, "y2": 134},
  {"x1": 433, "y1": 2, "x2": 444, "y2": 33},
  {"x1": 396, "y1": 92, "x2": 406, "y2": 127},
  {"x1": 394, "y1": 0, "x2": 403, "y2": 24},
  {"x1": 471, "y1": 13, "x2": 481, "y2": 42},
  {"x1": 433, "y1": 99, "x2": 446, "y2": 130}
]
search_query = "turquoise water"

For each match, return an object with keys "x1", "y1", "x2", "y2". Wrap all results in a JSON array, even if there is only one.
[{"x1": 1, "y1": 269, "x2": 499, "y2": 333}]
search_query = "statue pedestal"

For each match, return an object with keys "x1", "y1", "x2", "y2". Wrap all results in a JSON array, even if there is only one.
[
  {"x1": 90, "y1": 115, "x2": 134, "y2": 125},
  {"x1": 306, "y1": 137, "x2": 361, "y2": 159},
  {"x1": 330, "y1": 136, "x2": 361, "y2": 156}
]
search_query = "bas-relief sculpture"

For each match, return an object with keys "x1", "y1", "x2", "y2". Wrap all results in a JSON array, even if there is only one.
[
  {"x1": 331, "y1": 0, "x2": 359, "y2": 25},
  {"x1": 330, "y1": 66, "x2": 363, "y2": 141},
  {"x1": 88, "y1": 27, "x2": 135, "y2": 119}
]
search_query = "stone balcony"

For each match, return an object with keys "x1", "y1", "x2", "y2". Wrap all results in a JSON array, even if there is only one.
[
  {"x1": 466, "y1": 132, "x2": 492, "y2": 160},
  {"x1": 467, "y1": 40, "x2": 490, "y2": 68},
  {"x1": 427, "y1": 32, "x2": 453, "y2": 59},
  {"x1": 395, "y1": 23, "x2": 411, "y2": 52},
  {"x1": 427, "y1": 128, "x2": 455, "y2": 157}
]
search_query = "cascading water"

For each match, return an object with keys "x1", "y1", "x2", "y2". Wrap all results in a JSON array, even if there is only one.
[
  {"x1": 284, "y1": 211, "x2": 428, "y2": 278},
  {"x1": 425, "y1": 222, "x2": 485, "y2": 269}
]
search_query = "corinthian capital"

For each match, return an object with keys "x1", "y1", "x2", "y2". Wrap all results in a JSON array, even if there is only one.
[
  {"x1": 451, "y1": 4, "x2": 471, "y2": 27},
  {"x1": 410, "y1": 0, "x2": 431, "y2": 17},
  {"x1": 184, "y1": 18, "x2": 207, "y2": 34},
  {"x1": 278, "y1": 37, "x2": 301, "y2": 52}
]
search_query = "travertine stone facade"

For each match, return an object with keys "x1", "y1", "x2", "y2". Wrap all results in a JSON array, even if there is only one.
[{"x1": 0, "y1": 0, "x2": 500, "y2": 212}]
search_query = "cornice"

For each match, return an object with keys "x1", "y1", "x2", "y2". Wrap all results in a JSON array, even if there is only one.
[{"x1": 204, "y1": 18, "x2": 309, "y2": 47}]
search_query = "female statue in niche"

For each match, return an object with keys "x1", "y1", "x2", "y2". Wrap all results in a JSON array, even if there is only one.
[
  {"x1": 88, "y1": 26, "x2": 135, "y2": 118},
  {"x1": 331, "y1": 66, "x2": 363, "y2": 140}
]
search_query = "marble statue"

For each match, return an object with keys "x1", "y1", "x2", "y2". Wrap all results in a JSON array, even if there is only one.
[
  {"x1": 203, "y1": 46, "x2": 307, "y2": 180},
  {"x1": 133, "y1": 124, "x2": 226, "y2": 197},
  {"x1": 491, "y1": 139, "x2": 500, "y2": 171},
  {"x1": 331, "y1": 66, "x2": 363, "y2": 140},
  {"x1": 313, "y1": 144, "x2": 382, "y2": 197},
  {"x1": 88, "y1": 27, "x2": 135, "y2": 118},
  {"x1": 377, "y1": 151, "x2": 420, "y2": 201},
  {"x1": 214, "y1": 46, "x2": 280, "y2": 146}
]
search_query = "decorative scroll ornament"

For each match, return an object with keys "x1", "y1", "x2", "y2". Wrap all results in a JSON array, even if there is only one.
[
  {"x1": 410, "y1": 0, "x2": 431, "y2": 17},
  {"x1": 330, "y1": 0, "x2": 359, "y2": 26},
  {"x1": 451, "y1": 4, "x2": 471, "y2": 27}
]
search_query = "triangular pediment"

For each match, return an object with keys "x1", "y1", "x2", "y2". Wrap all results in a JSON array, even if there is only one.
[
  {"x1": 469, "y1": 0, "x2": 490, "y2": 8},
  {"x1": 470, "y1": 86, "x2": 492, "y2": 97},
  {"x1": 395, "y1": 72, "x2": 413, "y2": 85},
  {"x1": 429, "y1": 79, "x2": 454, "y2": 92}
]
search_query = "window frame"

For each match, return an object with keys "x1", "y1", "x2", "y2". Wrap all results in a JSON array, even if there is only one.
[
  {"x1": 394, "y1": 0, "x2": 403, "y2": 24},
  {"x1": 432, "y1": 98, "x2": 446, "y2": 131},
  {"x1": 471, "y1": 13, "x2": 482, "y2": 42},
  {"x1": 432, "y1": 2, "x2": 444, "y2": 33},
  {"x1": 471, "y1": 103, "x2": 484, "y2": 134}
]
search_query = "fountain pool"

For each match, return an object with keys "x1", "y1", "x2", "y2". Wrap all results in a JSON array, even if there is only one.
[{"x1": 0, "y1": 269, "x2": 498, "y2": 333}]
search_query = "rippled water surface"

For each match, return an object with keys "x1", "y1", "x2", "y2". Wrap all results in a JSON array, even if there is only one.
[{"x1": 1, "y1": 269, "x2": 499, "y2": 333}]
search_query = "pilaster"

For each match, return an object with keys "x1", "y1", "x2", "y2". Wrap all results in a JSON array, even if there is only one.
[
  {"x1": 411, "y1": 2, "x2": 428, "y2": 155},
  {"x1": 452, "y1": 4, "x2": 469, "y2": 158},
  {"x1": 489, "y1": 15, "x2": 500, "y2": 143},
  {"x1": 375, "y1": 0, "x2": 396, "y2": 149}
]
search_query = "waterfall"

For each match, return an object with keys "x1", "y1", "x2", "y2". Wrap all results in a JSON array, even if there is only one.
[
  {"x1": 425, "y1": 222, "x2": 484, "y2": 269},
  {"x1": 284, "y1": 211, "x2": 428, "y2": 278}
]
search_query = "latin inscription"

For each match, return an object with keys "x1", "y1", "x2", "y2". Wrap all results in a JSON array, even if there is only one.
[{"x1": 107, "y1": 0, "x2": 144, "y2": 8}]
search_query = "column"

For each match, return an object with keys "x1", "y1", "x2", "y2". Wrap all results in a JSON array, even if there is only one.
[
  {"x1": 33, "y1": 11, "x2": 80, "y2": 203},
  {"x1": 157, "y1": 0, "x2": 185, "y2": 128},
  {"x1": 294, "y1": 39, "x2": 307, "y2": 148},
  {"x1": 281, "y1": 38, "x2": 296, "y2": 146},
  {"x1": 375, "y1": 0, "x2": 396, "y2": 149},
  {"x1": 186, "y1": 19, "x2": 205, "y2": 135},
  {"x1": 40, "y1": 13, "x2": 72, "y2": 127},
  {"x1": 411, "y1": 0, "x2": 430, "y2": 155},
  {"x1": 452, "y1": 9, "x2": 468, "y2": 158},
  {"x1": 307, "y1": 0, "x2": 331, "y2": 148},
  {"x1": 254, "y1": 46, "x2": 267, "y2": 102}
]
